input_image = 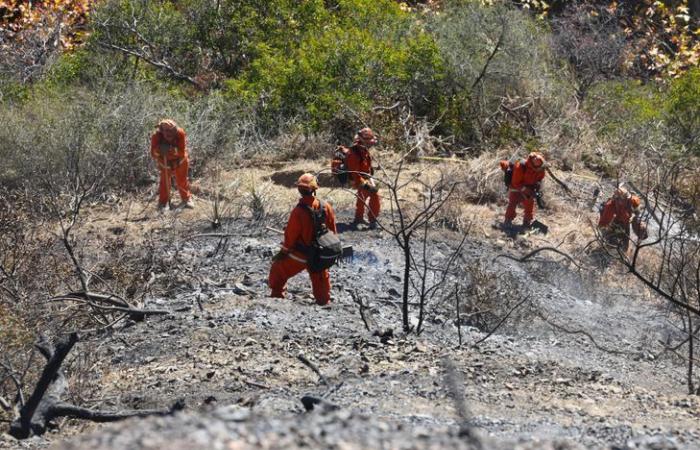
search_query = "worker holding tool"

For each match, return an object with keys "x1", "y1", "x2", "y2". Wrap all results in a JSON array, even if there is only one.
[
  {"x1": 598, "y1": 186, "x2": 646, "y2": 252},
  {"x1": 499, "y1": 152, "x2": 547, "y2": 228},
  {"x1": 150, "y1": 119, "x2": 193, "y2": 211},
  {"x1": 268, "y1": 174, "x2": 338, "y2": 306},
  {"x1": 345, "y1": 127, "x2": 380, "y2": 230}
]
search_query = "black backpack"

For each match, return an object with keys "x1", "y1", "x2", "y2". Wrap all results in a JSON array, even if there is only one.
[
  {"x1": 503, "y1": 159, "x2": 526, "y2": 188},
  {"x1": 331, "y1": 146, "x2": 350, "y2": 185},
  {"x1": 298, "y1": 200, "x2": 342, "y2": 272}
]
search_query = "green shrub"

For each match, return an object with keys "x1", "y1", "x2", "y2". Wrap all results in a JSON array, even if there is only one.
[
  {"x1": 665, "y1": 68, "x2": 700, "y2": 154},
  {"x1": 583, "y1": 78, "x2": 700, "y2": 164},
  {"x1": 224, "y1": 1, "x2": 443, "y2": 132},
  {"x1": 428, "y1": 0, "x2": 569, "y2": 148}
]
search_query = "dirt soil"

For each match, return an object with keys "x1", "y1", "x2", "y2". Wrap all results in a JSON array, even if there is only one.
[{"x1": 2, "y1": 161, "x2": 700, "y2": 450}]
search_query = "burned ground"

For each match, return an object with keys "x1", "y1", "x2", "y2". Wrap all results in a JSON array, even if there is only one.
[{"x1": 2, "y1": 163, "x2": 700, "y2": 450}]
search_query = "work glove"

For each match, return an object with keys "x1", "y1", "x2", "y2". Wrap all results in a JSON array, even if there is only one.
[
  {"x1": 535, "y1": 191, "x2": 545, "y2": 209},
  {"x1": 271, "y1": 250, "x2": 288, "y2": 262},
  {"x1": 361, "y1": 181, "x2": 379, "y2": 194}
]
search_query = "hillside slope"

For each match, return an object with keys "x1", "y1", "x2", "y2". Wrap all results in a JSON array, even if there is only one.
[{"x1": 3, "y1": 162, "x2": 697, "y2": 450}]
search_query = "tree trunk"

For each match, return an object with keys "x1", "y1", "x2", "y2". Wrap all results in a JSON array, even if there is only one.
[{"x1": 402, "y1": 241, "x2": 411, "y2": 333}]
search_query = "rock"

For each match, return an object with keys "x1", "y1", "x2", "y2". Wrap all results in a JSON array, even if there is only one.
[{"x1": 414, "y1": 342, "x2": 428, "y2": 353}]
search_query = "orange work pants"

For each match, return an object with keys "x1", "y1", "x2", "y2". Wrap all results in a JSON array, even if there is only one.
[
  {"x1": 268, "y1": 256, "x2": 331, "y2": 305},
  {"x1": 505, "y1": 190, "x2": 535, "y2": 224},
  {"x1": 355, "y1": 188, "x2": 380, "y2": 223},
  {"x1": 159, "y1": 158, "x2": 191, "y2": 205}
]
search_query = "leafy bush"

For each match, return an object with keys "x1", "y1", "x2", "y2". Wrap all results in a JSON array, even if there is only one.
[
  {"x1": 585, "y1": 73, "x2": 700, "y2": 165},
  {"x1": 428, "y1": 0, "x2": 570, "y2": 148},
  {"x1": 224, "y1": 1, "x2": 443, "y2": 132},
  {"x1": 666, "y1": 68, "x2": 700, "y2": 154}
]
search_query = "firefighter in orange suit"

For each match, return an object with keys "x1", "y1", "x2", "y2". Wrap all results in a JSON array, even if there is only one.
[
  {"x1": 345, "y1": 128, "x2": 380, "y2": 229},
  {"x1": 150, "y1": 119, "x2": 193, "y2": 210},
  {"x1": 599, "y1": 186, "x2": 646, "y2": 251},
  {"x1": 268, "y1": 174, "x2": 337, "y2": 306},
  {"x1": 500, "y1": 152, "x2": 547, "y2": 227}
]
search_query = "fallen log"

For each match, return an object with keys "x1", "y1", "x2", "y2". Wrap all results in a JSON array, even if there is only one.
[{"x1": 9, "y1": 334, "x2": 184, "y2": 439}]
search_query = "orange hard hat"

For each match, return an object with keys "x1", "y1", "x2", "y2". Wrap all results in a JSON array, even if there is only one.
[
  {"x1": 158, "y1": 119, "x2": 178, "y2": 132},
  {"x1": 355, "y1": 127, "x2": 378, "y2": 146},
  {"x1": 296, "y1": 173, "x2": 319, "y2": 191},
  {"x1": 527, "y1": 152, "x2": 545, "y2": 170}
]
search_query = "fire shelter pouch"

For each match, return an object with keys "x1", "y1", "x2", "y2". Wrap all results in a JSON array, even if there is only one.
[
  {"x1": 309, "y1": 229, "x2": 342, "y2": 272},
  {"x1": 301, "y1": 200, "x2": 342, "y2": 272}
]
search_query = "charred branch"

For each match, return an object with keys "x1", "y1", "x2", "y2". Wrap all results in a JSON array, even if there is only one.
[
  {"x1": 10, "y1": 333, "x2": 78, "y2": 439},
  {"x1": 472, "y1": 296, "x2": 530, "y2": 346},
  {"x1": 536, "y1": 311, "x2": 641, "y2": 357},
  {"x1": 495, "y1": 247, "x2": 582, "y2": 270},
  {"x1": 49, "y1": 295, "x2": 171, "y2": 321},
  {"x1": 297, "y1": 353, "x2": 329, "y2": 386},
  {"x1": 9, "y1": 334, "x2": 184, "y2": 439},
  {"x1": 47, "y1": 400, "x2": 184, "y2": 423}
]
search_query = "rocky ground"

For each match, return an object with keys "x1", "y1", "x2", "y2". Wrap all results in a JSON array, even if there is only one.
[{"x1": 2, "y1": 162, "x2": 699, "y2": 449}]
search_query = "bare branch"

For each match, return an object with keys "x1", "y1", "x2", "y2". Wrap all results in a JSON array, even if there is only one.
[{"x1": 472, "y1": 296, "x2": 530, "y2": 346}]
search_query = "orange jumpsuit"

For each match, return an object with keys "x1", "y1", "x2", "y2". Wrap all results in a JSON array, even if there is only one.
[
  {"x1": 345, "y1": 144, "x2": 380, "y2": 223},
  {"x1": 268, "y1": 196, "x2": 337, "y2": 305},
  {"x1": 598, "y1": 196, "x2": 641, "y2": 251},
  {"x1": 150, "y1": 128, "x2": 191, "y2": 206},
  {"x1": 504, "y1": 159, "x2": 546, "y2": 225}
]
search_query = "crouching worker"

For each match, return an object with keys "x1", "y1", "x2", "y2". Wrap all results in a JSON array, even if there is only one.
[
  {"x1": 500, "y1": 152, "x2": 547, "y2": 228},
  {"x1": 346, "y1": 127, "x2": 380, "y2": 229},
  {"x1": 598, "y1": 186, "x2": 647, "y2": 252},
  {"x1": 150, "y1": 119, "x2": 193, "y2": 211},
  {"x1": 268, "y1": 174, "x2": 341, "y2": 306}
]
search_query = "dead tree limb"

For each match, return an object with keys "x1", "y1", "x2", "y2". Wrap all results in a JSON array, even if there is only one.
[
  {"x1": 10, "y1": 333, "x2": 78, "y2": 439},
  {"x1": 9, "y1": 334, "x2": 184, "y2": 439},
  {"x1": 470, "y1": 20, "x2": 505, "y2": 92},
  {"x1": 455, "y1": 285, "x2": 463, "y2": 347},
  {"x1": 96, "y1": 42, "x2": 198, "y2": 86},
  {"x1": 495, "y1": 247, "x2": 582, "y2": 270},
  {"x1": 297, "y1": 354, "x2": 329, "y2": 386},
  {"x1": 472, "y1": 296, "x2": 530, "y2": 346},
  {"x1": 49, "y1": 296, "x2": 171, "y2": 320},
  {"x1": 535, "y1": 311, "x2": 641, "y2": 357},
  {"x1": 63, "y1": 291, "x2": 130, "y2": 308},
  {"x1": 48, "y1": 400, "x2": 184, "y2": 423},
  {"x1": 349, "y1": 290, "x2": 373, "y2": 332}
]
